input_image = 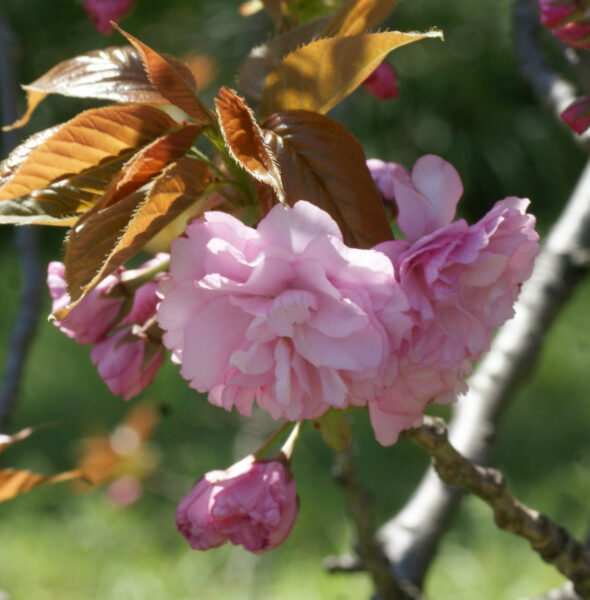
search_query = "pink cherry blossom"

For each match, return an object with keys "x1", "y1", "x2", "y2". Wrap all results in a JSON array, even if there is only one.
[
  {"x1": 561, "y1": 94, "x2": 590, "y2": 134},
  {"x1": 84, "y1": 0, "x2": 135, "y2": 35},
  {"x1": 539, "y1": 0, "x2": 590, "y2": 48},
  {"x1": 175, "y1": 456, "x2": 298, "y2": 553},
  {"x1": 157, "y1": 200, "x2": 412, "y2": 422},
  {"x1": 47, "y1": 262, "x2": 123, "y2": 345},
  {"x1": 370, "y1": 156, "x2": 540, "y2": 445},
  {"x1": 362, "y1": 61, "x2": 399, "y2": 100},
  {"x1": 91, "y1": 327, "x2": 164, "y2": 401}
]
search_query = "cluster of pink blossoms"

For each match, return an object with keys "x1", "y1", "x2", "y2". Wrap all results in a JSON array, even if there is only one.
[
  {"x1": 157, "y1": 154, "x2": 540, "y2": 446},
  {"x1": 539, "y1": 0, "x2": 590, "y2": 48},
  {"x1": 48, "y1": 254, "x2": 168, "y2": 400}
]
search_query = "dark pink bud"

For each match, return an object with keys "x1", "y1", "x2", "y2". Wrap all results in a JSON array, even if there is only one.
[
  {"x1": 362, "y1": 61, "x2": 399, "y2": 100},
  {"x1": 561, "y1": 94, "x2": 590, "y2": 134},
  {"x1": 84, "y1": 0, "x2": 135, "y2": 35},
  {"x1": 176, "y1": 456, "x2": 298, "y2": 554}
]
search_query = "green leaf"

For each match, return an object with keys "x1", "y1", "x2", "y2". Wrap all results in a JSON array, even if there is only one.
[{"x1": 260, "y1": 30, "x2": 442, "y2": 116}]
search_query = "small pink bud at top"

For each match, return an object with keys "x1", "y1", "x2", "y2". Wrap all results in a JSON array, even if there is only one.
[
  {"x1": 561, "y1": 94, "x2": 590, "y2": 134},
  {"x1": 83, "y1": 0, "x2": 135, "y2": 35},
  {"x1": 175, "y1": 456, "x2": 298, "y2": 554},
  {"x1": 362, "y1": 62, "x2": 399, "y2": 100}
]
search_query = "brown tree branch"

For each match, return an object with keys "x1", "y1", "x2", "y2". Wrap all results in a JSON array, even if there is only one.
[
  {"x1": 0, "y1": 19, "x2": 44, "y2": 429},
  {"x1": 328, "y1": 445, "x2": 426, "y2": 600},
  {"x1": 402, "y1": 417, "x2": 590, "y2": 599}
]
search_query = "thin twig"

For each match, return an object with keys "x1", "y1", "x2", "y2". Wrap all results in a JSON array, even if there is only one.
[
  {"x1": 402, "y1": 417, "x2": 590, "y2": 599},
  {"x1": 0, "y1": 19, "x2": 44, "y2": 429},
  {"x1": 330, "y1": 446, "x2": 425, "y2": 600}
]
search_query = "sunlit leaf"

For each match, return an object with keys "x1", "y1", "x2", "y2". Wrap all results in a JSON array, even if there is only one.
[
  {"x1": 260, "y1": 30, "x2": 442, "y2": 116},
  {"x1": 4, "y1": 46, "x2": 172, "y2": 130},
  {"x1": 0, "y1": 468, "x2": 83, "y2": 502},
  {"x1": 0, "y1": 152, "x2": 132, "y2": 226},
  {"x1": 321, "y1": 0, "x2": 401, "y2": 37},
  {"x1": 0, "y1": 105, "x2": 177, "y2": 208},
  {"x1": 61, "y1": 157, "x2": 211, "y2": 310},
  {"x1": 101, "y1": 123, "x2": 203, "y2": 207},
  {"x1": 263, "y1": 110, "x2": 392, "y2": 248},
  {"x1": 238, "y1": 17, "x2": 329, "y2": 101},
  {"x1": 316, "y1": 410, "x2": 352, "y2": 451},
  {"x1": 215, "y1": 87, "x2": 284, "y2": 203},
  {"x1": 115, "y1": 25, "x2": 213, "y2": 125},
  {"x1": 0, "y1": 125, "x2": 64, "y2": 188}
]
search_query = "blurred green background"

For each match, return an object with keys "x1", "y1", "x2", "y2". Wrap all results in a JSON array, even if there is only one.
[{"x1": 1, "y1": 0, "x2": 590, "y2": 599}]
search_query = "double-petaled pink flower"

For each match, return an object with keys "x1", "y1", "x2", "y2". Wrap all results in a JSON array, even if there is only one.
[
  {"x1": 539, "y1": 0, "x2": 590, "y2": 48},
  {"x1": 561, "y1": 94, "x2": 590, "y2": 134},
  {"x1": 369, "y1": 155, "x2": 540, "y2": 444},
  {"x1": 157, "y1": 200, "x2": 411, "y2": 423},
  {"x1": 176, "y1": 456, "x2": 298, "y2": 553}
]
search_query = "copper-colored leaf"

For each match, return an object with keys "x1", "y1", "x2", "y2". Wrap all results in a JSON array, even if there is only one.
[
  {"x1": 0, "y1": 468, "x2": 83, "y2": 502},
  {"x1": 61, "y1": 157, "x2": 211, "y2": 310},
  {"x1": 321, "y1": 0, "x2": 401, "y2": 38},
  {"x1": 0, "y1": 105, "x2": 176, "y2": 206},
  {"x1": 4, "y1": 46, "x2": 172, "y2": 131},
  {"x1": 101, "y1": 123, "x2": 203, "y2": 207},
  {"x1": 115, "y1": 26, "x2": 212, "y2": 125},
  {"x1": 215, "y1": 87, "x2": 284, "y2": 203},
  {"x1": 238, "y1": 17, "x2": 329, "y2": 101},
  {"x1": 260, "y1": 30, "x2": 442, "y2": 116},
  {"x1": 0, "y1": 125, "x2": 64, "y2": 188},
  {"x1": 263, "y1": 110, "x2": 392, "y2": 248},
  {"x1": 0, "y1": 152, "x2": 132, "y2": 226}
]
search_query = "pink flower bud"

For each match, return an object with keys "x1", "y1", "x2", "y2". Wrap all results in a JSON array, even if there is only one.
[
  {"x1": 47, "y1": 262, "x2": 124, "y2": 345},
  {"x1": 91, "y1": 328, "x2": 164, "y2": 401},
  {"x1": 539, "y1": 0, "x2": 590, "y2": 48},
  {"x1": 561, "y1": 94, "x2": 590, "y2": 134},
  {"x1": 362, "y1": 61, "x2": 399, "y2": 100},
  {"x1": 83, "y1": 0, "x2": 135, "y2": 35},
  {"x1": 176, "y1": 456, "x2": 298, "y2": 554}
]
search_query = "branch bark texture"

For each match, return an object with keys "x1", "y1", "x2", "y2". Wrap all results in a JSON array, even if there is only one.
[
  {"x1": 402, "y1": 417, "x2": 590, "y2": 599},
  {"x1": 0, "y1": 19, "x2": 43, "y2": 429}
]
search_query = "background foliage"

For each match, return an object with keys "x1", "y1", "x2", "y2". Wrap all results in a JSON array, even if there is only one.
[{"x1": 0, "y1": 0, "x2": 589, "y2": 598}]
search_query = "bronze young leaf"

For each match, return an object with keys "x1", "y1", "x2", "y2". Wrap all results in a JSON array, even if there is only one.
[
  {"x1": 114, "y1": 25, "x2": 213, "y2": 125},
  {"x1": 4, "y1": 46, "x2": 172, "y2": 131},
  {"x1": 61, "y1": 157, "x2": 212, "y2": 313},
  {"x1": 262, "y1": 110, "x2": 392, "y2": 249},
  {"x1": 215, "y1": 87, "x2": 284, "y2": 204}
]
